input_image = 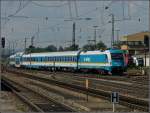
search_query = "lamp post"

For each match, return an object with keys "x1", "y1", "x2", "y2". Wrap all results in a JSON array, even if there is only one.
[
  {"x1": 109, "y1": 13, "x2": 115, "y2": 48},
  {"x1": 64, "y1": 17, "x2": 92, "y2": 50},
  {"x1": 93, "y1": 26, "x2": 98, "y2": 49},
  {"x1": 105, "y1": 6, "x2": 123, "y2": 48}
]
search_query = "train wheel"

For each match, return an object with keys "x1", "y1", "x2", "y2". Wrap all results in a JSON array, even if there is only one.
[
  {"x1": 108, "y1": 71, "x2": 112, "y2": 75},
  {"x1": 97, "y1": 70, "x2": 105, "y2": 75}
]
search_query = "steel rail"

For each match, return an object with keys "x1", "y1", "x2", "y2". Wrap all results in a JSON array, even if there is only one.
[
  {"x1": 4, "y1": 69, "x2": 149, "y2": 112},
  {"x1": 2, "y1": 77, "x2": 76, "y2": 112}
]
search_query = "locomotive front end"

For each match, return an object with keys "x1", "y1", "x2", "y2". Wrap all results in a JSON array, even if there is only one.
[{"x1": 110, "y1": 50, "x2": 127, "y2": 74}]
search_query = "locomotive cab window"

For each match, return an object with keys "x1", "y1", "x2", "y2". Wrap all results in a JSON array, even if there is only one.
[{"x1": 111, "y1": 53, "x2": 123, "y2": 60}]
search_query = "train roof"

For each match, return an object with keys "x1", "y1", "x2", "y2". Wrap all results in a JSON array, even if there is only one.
[
  {"x1": 23, "y1": 51, "x2": 80, "y2": 57},
  {"x1": 9, "y1": 52, "x2": 24, "y2": 58},
  {"x1": 80, "y1": 50, "x2": 109, "y2": 55},
  {"x1": 10, "y1": 49, "x2": 124, "y2": 58}
]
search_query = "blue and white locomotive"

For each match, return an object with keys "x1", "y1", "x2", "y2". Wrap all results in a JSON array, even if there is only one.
[{"x1": 9, "y1": 49, "x2": 127, "y2": 74}]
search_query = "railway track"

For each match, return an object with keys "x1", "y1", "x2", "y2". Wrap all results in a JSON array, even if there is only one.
[
  {"x1": 2, "y1": 77, "x2": 75, "y2": 112},
  {"x1": 12, "y1": 67, "x2": 149, "y2": 85},
  {"x1": 4, "y1": 69, "x2": 149, "y2": 112},
  {"x1": 7, "y1": 68, "x2": 148, "y2": 98}
]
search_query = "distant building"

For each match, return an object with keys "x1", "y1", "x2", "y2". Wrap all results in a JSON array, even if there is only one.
[
  {"x1": 119, "y1": 31, "x2": 150, "y2": 55},
  {"x1": 118, "y1": 31, "x2": 150, "y2": 67}
]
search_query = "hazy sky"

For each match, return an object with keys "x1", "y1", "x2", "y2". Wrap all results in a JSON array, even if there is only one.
[{"x1": 1, "y1": 0, "x2": 149, "y2": 51}]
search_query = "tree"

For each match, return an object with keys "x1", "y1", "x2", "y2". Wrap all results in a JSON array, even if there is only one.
[
  {"x1": 45, "y1": 45, "x2": 57, "y2": 52},
  {"x1": 82, "y1": 41, "x2": 107, "y2": 51},
  {"x1": 58, "y1": 46, "x2": 64, "y2": 51},
  {"x1": 64, "y1": 44, "x2": 79, "y2": 51},
  {"x1": 82, "y1": 44, "x2": 95, "y2": 51},
  {"x1": 25, "y1": 45, "x2": 57, "y2": 53},
  {"x1": 96, "y1": 41, "x2": 107, "y2": 50}
]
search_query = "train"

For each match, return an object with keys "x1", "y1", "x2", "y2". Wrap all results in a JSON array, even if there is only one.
[{"x1": 9, "y1": 49, "x2": 127, "y2": 75}]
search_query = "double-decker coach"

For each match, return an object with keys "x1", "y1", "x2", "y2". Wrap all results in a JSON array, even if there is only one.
[{"x1": 9, "y1": 49, "x2": 127, "y2": 75}]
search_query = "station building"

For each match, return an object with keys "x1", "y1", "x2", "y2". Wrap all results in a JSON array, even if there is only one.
[{"x1": 119, "y1": 31, "x2": 150, "y2": 66}]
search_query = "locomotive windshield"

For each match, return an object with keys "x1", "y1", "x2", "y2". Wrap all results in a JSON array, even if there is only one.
[{"x1": 111, "y1": 53, "x2": 123, "y2": 60}]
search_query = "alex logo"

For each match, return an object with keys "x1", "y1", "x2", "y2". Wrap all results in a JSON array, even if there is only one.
[{"x1": 84, "y1": 57, "x2": 90, "y2": 62}]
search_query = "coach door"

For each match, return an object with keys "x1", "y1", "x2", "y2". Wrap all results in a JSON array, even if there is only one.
[{"x1": 15, "y1": 57, "x2": 21, "y2": 67}]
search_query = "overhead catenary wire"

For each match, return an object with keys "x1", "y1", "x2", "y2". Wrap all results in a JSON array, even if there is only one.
[
  {"x1": 2, "y1": 0, "x2": 31, "y2": 28},
  {"x1": 68, "y1": 0, "x2": 73, "y2": 19},
  {"x1": 74, "y1": 0, "x2": 79, "y2": 17},
  {"x1": 31, "y1": 1, "x2": 68, "y2": 8}
]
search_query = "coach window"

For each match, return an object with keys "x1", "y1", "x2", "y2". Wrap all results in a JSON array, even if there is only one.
[
  {"x1": 66, "y1": 57, "x2": 68, "y2": 61},
  {"x1": 60, "y1": 57, "x2": 62, "y2": 62},
  {"x1": 65, "y1": 57, "x2": 67, "y2": 62},
  {"x1": 104, "y1": 55, "x2": 108, "y2": 62},
  {"x1": 60, "y1": 56, "x2": 62, "y2": 62},
  {"x1": 75, "y1": 57, "x2": 77, "y2": 62},
  {"x1": 59, "y1": 57, "x2": 61, "y2": 62},
  {"x1": 34, "y1": 57, "x2": 36, "y2": 61},
  {"x1": 70, "y1": 57, "x2": 72, "y2": 61},
  {"x1": 70, "y1": 57, "x2": 72, "y2": 62},
  {"x1": 68, "y1": 57, "x2": 70, "y2": 61},
  {"x1": 58, "y1": 57, "x2": 60, "y2": 62},
  {"x1": 67, "y1": 57, "x2": 69, "y2": 62},
  {"x1": 55, "y1": 57, "x2": 57, "y2": 61}
]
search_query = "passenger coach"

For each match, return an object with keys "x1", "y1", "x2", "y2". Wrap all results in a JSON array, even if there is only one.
[{"x1": 9, "y1": 49, "x2": 127, "y2": 75}]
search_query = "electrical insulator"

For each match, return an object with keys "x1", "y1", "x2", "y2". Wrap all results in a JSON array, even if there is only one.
[{"x1": 1, "y1": 37, "x2": 5, "y2": 48}]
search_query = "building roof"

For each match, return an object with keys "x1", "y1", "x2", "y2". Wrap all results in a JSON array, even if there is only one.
[{"x1": 121, "y1": 31, "x2": 150, "y2": 41}]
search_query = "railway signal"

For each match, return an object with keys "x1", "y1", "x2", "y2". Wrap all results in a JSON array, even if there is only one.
[{"x1": 111, "y1": 92, "x2": 119, "y2": 112}]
